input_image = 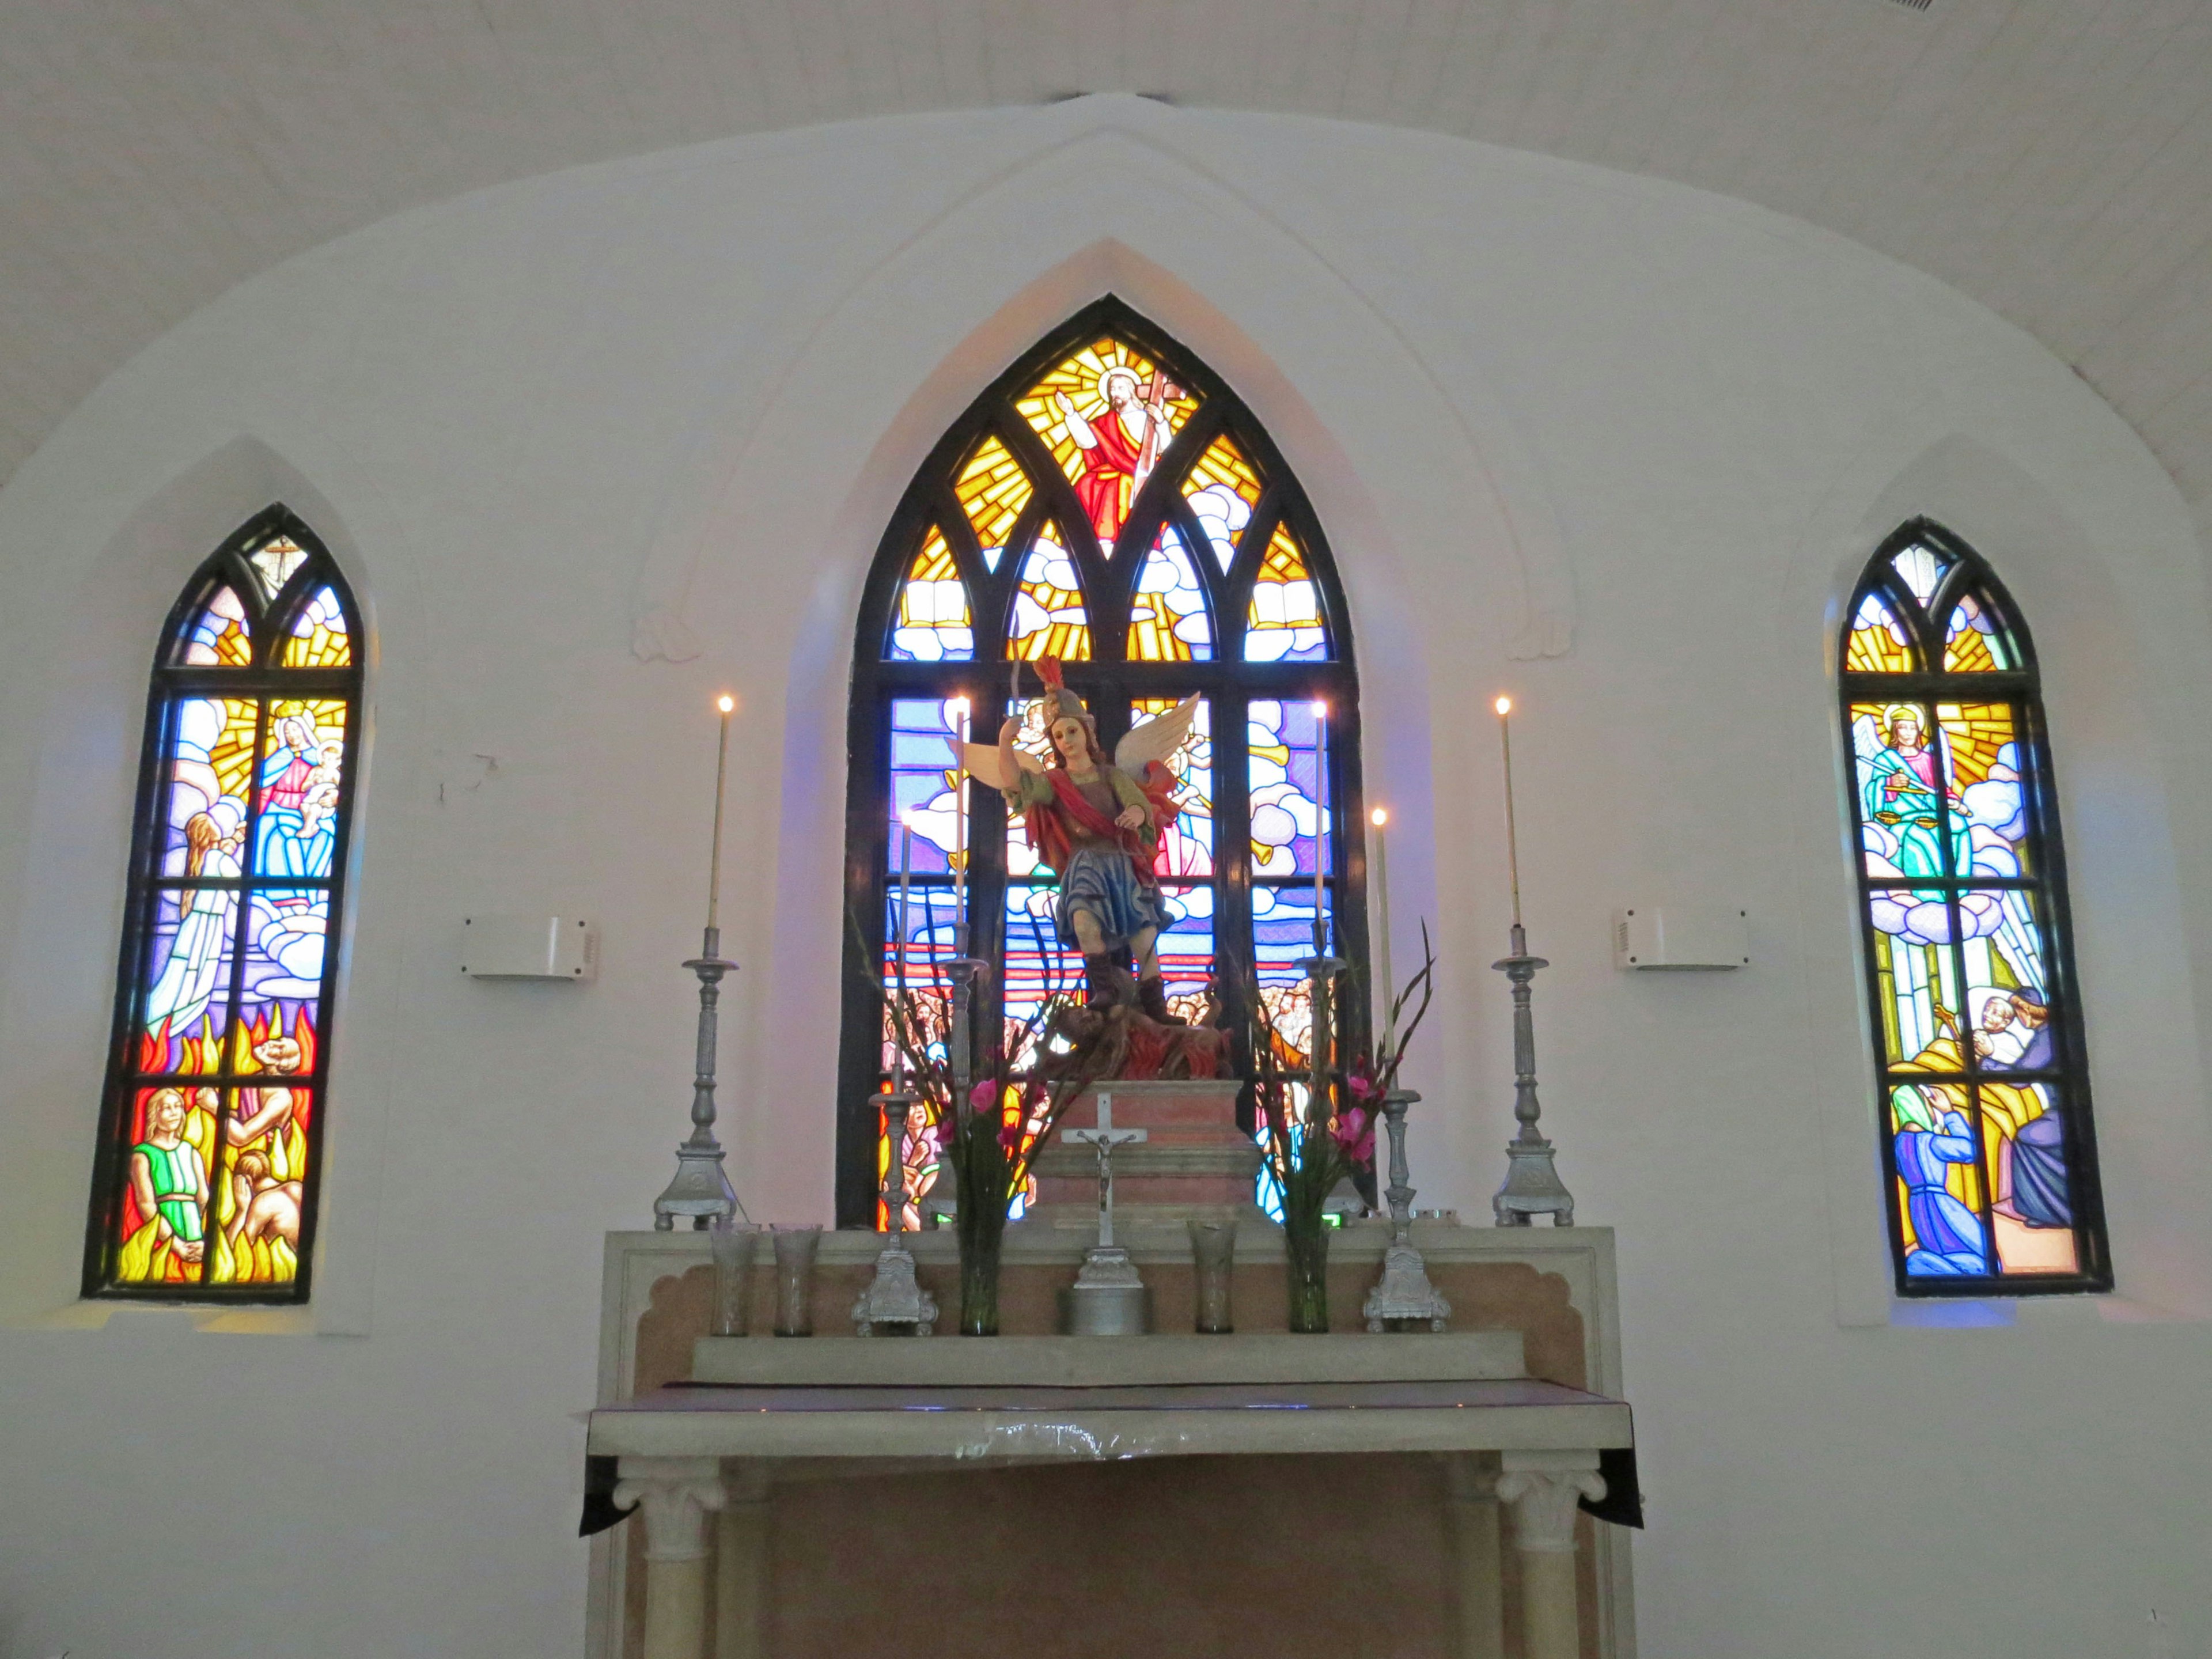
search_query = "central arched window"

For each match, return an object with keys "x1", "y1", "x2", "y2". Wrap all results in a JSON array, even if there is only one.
[{"x1": 837, "y1": 300, "x2": 1364, "y2": 1226}]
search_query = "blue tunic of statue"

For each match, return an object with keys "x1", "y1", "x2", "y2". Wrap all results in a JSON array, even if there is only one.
[{"x1": 1897, "y1": 1107, "x2": 1990, "y2": 1277}]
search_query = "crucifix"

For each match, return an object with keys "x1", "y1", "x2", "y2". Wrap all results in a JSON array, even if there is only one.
[{"x1": 1064, "y1": 1091, "x2": 1150, "y2": 1334}]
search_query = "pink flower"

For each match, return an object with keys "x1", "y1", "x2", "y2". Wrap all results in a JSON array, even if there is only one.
[
  {"x1": 1331, "y1": 1105, "x2": 1376, "y2": 1169},
  {"x1": 969, "y1": 1080, "x2": 999, "y2": 1113},
  {"x1": 1348, "y1": 1070, "x2": 1381, "y2": 1105}
]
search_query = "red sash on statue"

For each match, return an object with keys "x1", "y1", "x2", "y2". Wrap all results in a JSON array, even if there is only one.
[{"x1": 1024, "y1": 767, "x2": 1172, "y2": 880}]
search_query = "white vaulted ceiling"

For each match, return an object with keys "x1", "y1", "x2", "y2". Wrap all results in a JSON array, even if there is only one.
[{"x1": 5, "y1": 1, "x2": 2212, "y2": 520}]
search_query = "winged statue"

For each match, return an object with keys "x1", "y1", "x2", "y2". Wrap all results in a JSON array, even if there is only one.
[{"x1": 962, "y1": 658, "x2": 1199, "y2": 1022}]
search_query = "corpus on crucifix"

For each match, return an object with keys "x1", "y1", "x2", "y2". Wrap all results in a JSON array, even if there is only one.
[{"x1": 963, "y1": 657, "x2": 1199, "y2": 1023}]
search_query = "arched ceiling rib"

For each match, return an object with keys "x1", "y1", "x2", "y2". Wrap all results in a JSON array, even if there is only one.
[{"x1": 4, "y1": 1, "x2": 2211, "y2": 513}]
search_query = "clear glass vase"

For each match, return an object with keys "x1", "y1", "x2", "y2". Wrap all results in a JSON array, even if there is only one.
[
  {"x1": 1188, "y1": 1219, "x2": 1237, "y2": 1334},
  {"x1": 1283, "y1": 1215, "x2": 1330, "y2": 1334},
  {"x1": 708, "y1": 1218, "x2": 760, "y2": 1337},
  {"x1": 771, "y1": 1224, "x2": 821, "y2": 1337},
  {"x1": 957, "y1": 1222, "x2": 1003, "y2": 1336}
]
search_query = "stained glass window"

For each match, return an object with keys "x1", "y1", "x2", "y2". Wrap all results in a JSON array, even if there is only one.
[
  {"x1": 85, "y1": 507, "x2": 362, "y2": 1301},
  {"x1": 839, "y1": 300, "x2": 1361, "y2": 1226},
  {"x1": 1840, "y1": 521, "x2": 2108, "y2": 1296}
]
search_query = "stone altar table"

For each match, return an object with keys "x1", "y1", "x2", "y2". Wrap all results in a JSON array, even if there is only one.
[{"x1": 586, "y1": 1222, "x2": 1637, "y2": 1659}]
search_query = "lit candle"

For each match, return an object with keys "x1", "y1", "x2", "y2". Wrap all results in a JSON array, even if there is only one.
[
  {"x1": 1496, "y1": 696, "x2": 1522, "y2": 929},
  {"x1": 706, "y1": 694, "x2": 736, "y2": 937},
  {"x1": 1312, "y1": 700, "x2": 1328, "y2": 954},
  {"x1": 892, "y1": 812, "x2": 914, "y2": 1090},
  {"x1": 1370, "y1": 806, "x2": 1393, "y2": 1055},
  {"x1": 948, "y1": 696, "x2": 971, "y2": 953}
]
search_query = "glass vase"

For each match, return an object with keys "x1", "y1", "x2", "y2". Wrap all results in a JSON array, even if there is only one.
[
  {"x1": 1283, "y1": 1214, "x2": 1330, "y2": 1334},
  {"x1": 957, "y1": 1223, "x2": 1003, "y2": 1336},
  {"x1": 1188, "y1": 1219, "x2": 1237, "y2": 1334},
  {"x1": 771, "y1": 1224, "x2": 821, "y2": 1337},
  {"x1": 708, "y1": 1218, "x2": 760, "y2": 1337}
]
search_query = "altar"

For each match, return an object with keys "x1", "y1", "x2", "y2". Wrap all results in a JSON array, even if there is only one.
[{"x1": 584, "y1": 1219, "x2": 1637, "y2": 1659}]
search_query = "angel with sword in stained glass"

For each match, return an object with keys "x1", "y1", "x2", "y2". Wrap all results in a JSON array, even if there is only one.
[{"x1": 967, "y1": 658, "x2": 1199, "y2": 1024}]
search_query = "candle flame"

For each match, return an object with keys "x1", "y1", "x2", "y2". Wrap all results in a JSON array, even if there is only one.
[
  {"x1": 717, "y1": 694, "x2": 736, "y2": 714},
  {"x1": 1494, "y1": 695, "x2": 1512, "y2": 716},
  {"x1": 1312, "y1": 699, "x2": 1328, "y2": 718},
  {"x1": 1370, "y1": 807, "x2": 1388, "y2": 827},
  {"x1": 947, "y1": 696, "x2": 971, "y2": 719}
]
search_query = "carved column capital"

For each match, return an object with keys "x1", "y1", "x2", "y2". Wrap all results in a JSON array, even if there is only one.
[
  {"x1": 613, "y1": 1456, "x2": 728, "y2": 1562},
  {"x1": 1496, "y1": 1450, "x2": 1605, "y2": 1554}
]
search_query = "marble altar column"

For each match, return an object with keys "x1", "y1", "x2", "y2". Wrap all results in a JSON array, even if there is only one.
[
  {"x1": 1442, "y1": 1455, "x2": 1505, "y2": 1659},
  {"x1": 715, "y1": 1463, "x2": 771, "y2": 1659},
  {"x1": 1497, "y1": 1449, "x2": 1606, "y2": 1659},
  {"x1": 615, "y1": 1456, "x2": 727, "y2": 1659}
]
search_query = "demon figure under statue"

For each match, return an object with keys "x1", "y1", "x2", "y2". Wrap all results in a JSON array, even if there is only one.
[{"x1": 964, "y1": 658, "x2": 1199, "y2": 1024}]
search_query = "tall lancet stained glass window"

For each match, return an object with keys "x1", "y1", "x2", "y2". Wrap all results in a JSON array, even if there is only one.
[
  {"x1": 84, "y1": 507, "x2": 362, "y2": 1301},
  {"x1": 1842, "y1": 521, "x2": 2108, "y2": 1296},
  {"x1": 840, "y1": 300, "x2": 1363, "y2": 1228}
]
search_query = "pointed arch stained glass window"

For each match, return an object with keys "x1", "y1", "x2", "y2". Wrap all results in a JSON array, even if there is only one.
[
  {"x1": 1840, "y1": 521, "x2": 2108, "y2": 1296},
  {"x1": 85, "y1": 507, "x2": 362, "y2": 1302},
  {"x1": 842, "y1": 299, "x2": 1361, "y2": 1227}
]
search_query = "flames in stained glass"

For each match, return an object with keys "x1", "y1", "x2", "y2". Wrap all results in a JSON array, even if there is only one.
[
  {"x1": 1006, "y1": 528, "x2": 1090, "y2": 661},
  {"x1": 1127, "y1": 526, "x2": 1213, "y2": 661},
  {"x1": 1245, "y1": 525, "x2": 1329, "y2": 661},
  {"x1": 886, "y1": 528, "x2": 974, "y2": 662}
]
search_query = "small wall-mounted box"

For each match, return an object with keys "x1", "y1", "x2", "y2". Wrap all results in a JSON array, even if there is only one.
[
  {"x1": 1613, "y1": 907, "x2": 1748, "y2": 971},
  {"x1": 461, "y1": 914, "x2": 599, "y2": 982}
]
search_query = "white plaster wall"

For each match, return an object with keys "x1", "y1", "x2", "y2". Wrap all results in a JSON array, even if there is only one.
[{"x1": 0, "y1": 97, "x2": 2206, "y2": 1658}]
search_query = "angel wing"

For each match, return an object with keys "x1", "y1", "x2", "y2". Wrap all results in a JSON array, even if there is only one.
[
  {"x1": 961, "y1": 738, "x2": 1044, "y2": 793},
  {"x1": 1115, "y1": 694, "x2": 1202, "y2": 777},
  {"x1": 1849, "y1": 711, "x2": 1886, "y2": 768}
]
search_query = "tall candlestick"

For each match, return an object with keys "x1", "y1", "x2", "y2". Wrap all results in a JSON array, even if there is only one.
[
  {"x1": 1371, "y1": 806, "x2": 1393, "y2": 1058},
  {"x1": 949, "y1": 696, "x2": 970, "y2": 954},
  {"x1": 707, "y1": 694, "x2": 735, "y2": 932},
  {"x1": 1312, "y1": 700, "x2": 1329, "y2": 954},
  {"x1": 1495, "y1": 696, "x2": 1522, "y2": 929},
  {"x1": 892, "y1": 816, "x2": 913, "y2": 1091}
]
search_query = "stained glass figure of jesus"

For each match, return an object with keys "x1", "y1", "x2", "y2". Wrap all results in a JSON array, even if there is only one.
[
  {"x1": 964, "y1": 658, "x2": 1199, "y2": 1024},
  {"x1": 1053, "y1": 366, "x2": 1181, "y2": 544}
]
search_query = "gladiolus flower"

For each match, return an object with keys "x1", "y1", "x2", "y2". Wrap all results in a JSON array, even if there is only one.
[
  {"x1": 969, "y1": 1080, "x2": 998, "y2": 1113},
  {"x1": 1331, "y1": 1105, "x2": 1376, "y2": 1169}
]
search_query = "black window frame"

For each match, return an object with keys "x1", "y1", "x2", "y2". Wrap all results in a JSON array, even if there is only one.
[
  {"x1": 82, "y1": 505, "x2": 363, "y2": 1303},
  {"x1": 1841, "y1": 517, "x2": 2111, "y2": 1297}
]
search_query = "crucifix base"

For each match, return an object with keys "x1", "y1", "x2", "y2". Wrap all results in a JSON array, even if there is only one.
[{"x1": 1062, "y1": 1247, "x2": 1151, "y2": 1336}]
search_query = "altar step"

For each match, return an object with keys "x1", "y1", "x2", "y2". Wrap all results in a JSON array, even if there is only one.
[{"x1": 1025, "y1": 1079, "x2": 1266, "y2": 1226}]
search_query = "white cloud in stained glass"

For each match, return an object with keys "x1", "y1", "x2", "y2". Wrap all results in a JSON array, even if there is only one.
[
  {"x1": 1845, "y1": 592, "x2": 1914, "y2": 675},
  {"x1": 1006, "y1": 528, "x2": 1089, "y2": 661},
  {"x1": 1889, "y1": 542, "x2": 1949, "y2": 606},
  {"x1": 1244, "y1": 525, "x2": 1328, "y2": 661},
  {"x1": 1127, "y1": 527, "x2": 1213, "y2": 661},
  {"x1": 281, "y1": 585, "x2": 351, "y2": 668},
  {"x1": 1183, "y1": 435, "x2": 1262, "y2": 573},
  {"x1": 1247, "y1": 699, "x2": 1325, "y2": 877},
  {"x1": 180, "y1": 586, "x2": 252, "y2": 667},
  {"x1": 1942, "y1": 591, "x2": 2018, "y2": 672},
  {"x1": 887, "y1": 529, "x2": 974, "y2": 662}
]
